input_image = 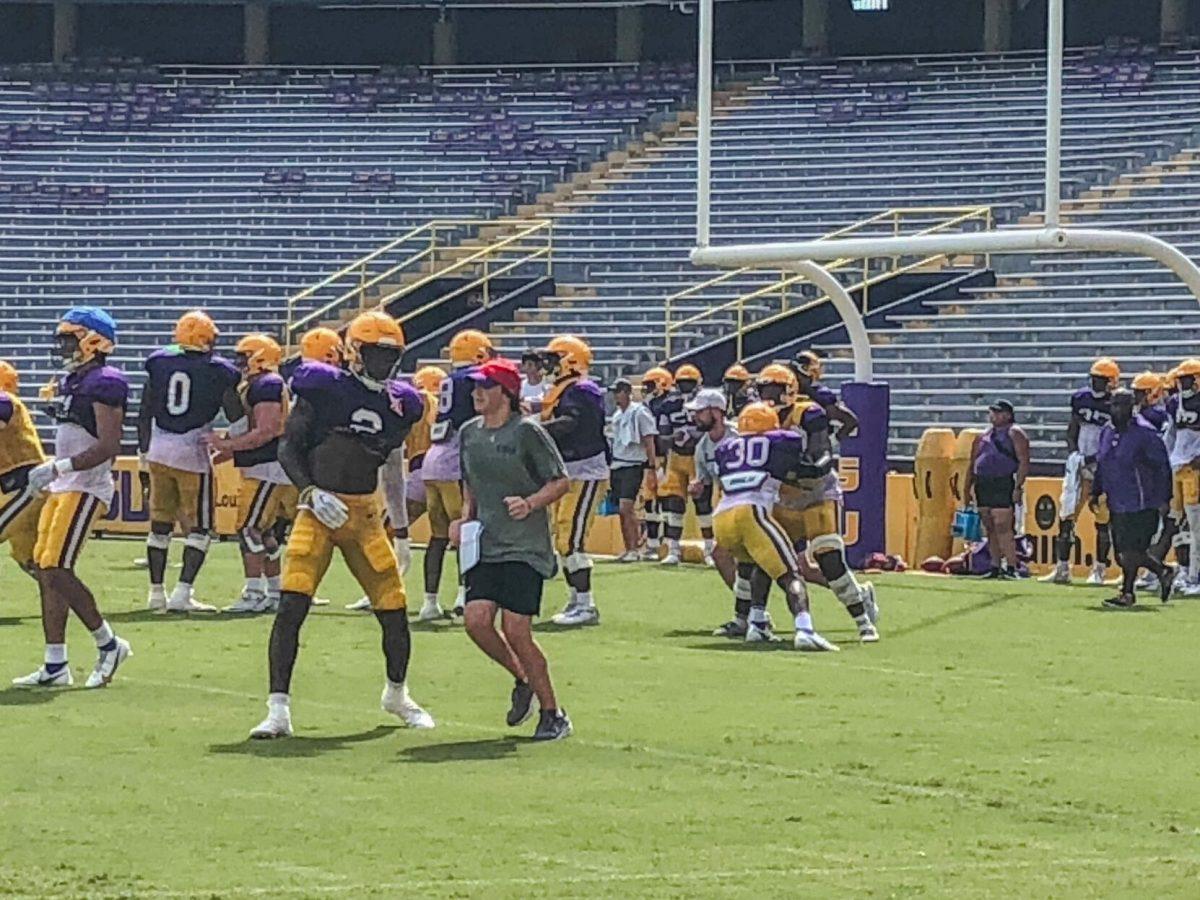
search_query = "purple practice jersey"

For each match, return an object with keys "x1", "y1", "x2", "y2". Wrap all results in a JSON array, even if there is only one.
[
  {"x1": 290, "y1": 362, "x2": 422, "y2": 467},
  {"x1": 655, "y1": 389, "x2": 699, "y2": 456},
  {"x1": 1170, "y1": 391, "x2": 1200, "y2": 468},
  {"x1": 233, "y1": 372, "x2": 286, "y2": 470},
  {"x1": 1139, "y1": 404, "x2": 1171, "y2": 444},
  {"x1": 806, "y1": 382, "x2": 839, "y2": 409},
  {"x1": 422, "y1": 365, "x2": 477, "y2": 481},
  {"x1": 543, "y1": 379, "x2": 608, "y2": 464},
  {"x1": 45, "y1": 364, "x2": 129, "y2": 504},
  {"x1": 145, "y1": 347, "x2": 239, "y2": 434},
  {"x1": 714, "y1": 429, "x2": 824, "y2": 513},
  {"x1": 1070, "y1": 388, "x2": 1113, "y2": 458}
]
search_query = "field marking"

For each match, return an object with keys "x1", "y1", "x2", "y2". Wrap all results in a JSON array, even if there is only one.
[
  {"x1": 28, "y1": 852, "x2": 1195, "y2": 899},
  {"x1": 123, "y1": 675, "x2": 1127, "y2": 826}
]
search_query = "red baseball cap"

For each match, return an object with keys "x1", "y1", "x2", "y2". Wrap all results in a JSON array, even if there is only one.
[{"x1": 468, "y1": 356, "x2": 521, "y2": 398}]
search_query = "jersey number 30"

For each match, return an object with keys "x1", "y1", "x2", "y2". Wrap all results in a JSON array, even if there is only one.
[
  {"x1": 726, "y1": 435, "x2": 770, "y2": 468},
  {"x1": 166, "y1": 371, "x2": 192, "y2": 416}
]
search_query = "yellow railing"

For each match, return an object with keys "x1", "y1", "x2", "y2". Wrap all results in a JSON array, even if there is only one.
[
  {"x1": 663, "y1": 206, "x2": 993, "y2": 360},
  {"x1": 284, "y1": 219, "x2": 553, "y2": 350}
]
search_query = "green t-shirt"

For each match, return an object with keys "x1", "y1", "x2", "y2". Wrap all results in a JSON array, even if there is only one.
[{"x1": 460, "y1": 412, "x2": 567, "y2": 578}]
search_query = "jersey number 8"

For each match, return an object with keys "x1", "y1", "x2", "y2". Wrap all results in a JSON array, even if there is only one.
[{"x1": 166, "y1": 371, "x2": 192, "y2": 416}]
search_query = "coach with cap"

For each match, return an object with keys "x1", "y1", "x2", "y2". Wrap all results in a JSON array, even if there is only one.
[
  {"x1": 964, "y1": 399, "x2": 1030, "y2": 578},
  {"x1": 608, "y1": 377, "x2": 658, "y2": 562},
  {"x1": 1092, "y1": 389, "x2": 1174, "y2": 607},
  {"x1": 451, "y1": 356, "x2": 573, "y2": 740}
]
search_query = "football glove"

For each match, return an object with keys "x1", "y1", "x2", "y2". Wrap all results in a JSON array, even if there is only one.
[
  {"x1": 27, "y1": 458, "x2": 72, "y2": 493},
  {"x1": 301, "y1": 486, "x2": 349, "y2": 530}
]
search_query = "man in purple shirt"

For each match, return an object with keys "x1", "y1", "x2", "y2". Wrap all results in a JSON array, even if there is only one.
[{"x1": 1092, "y1": 390, "x2": 1175, "y2": 607}]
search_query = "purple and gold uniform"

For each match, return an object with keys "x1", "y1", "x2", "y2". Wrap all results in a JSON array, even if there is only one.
[
  {"x1": 421, "y1": 367, "x2": 477, "y2": 539},
  {"x1": 281, "y1": 363, "x2": 423, "y2": 611},
  {"x1": 144, "y1": 346, "x2": 239, "y2": 531},
  {"x1": 0, "y1": 391, "x2": 47, "y2": 569},
  {"x1": 233, "y1": 371, "x2": 297, "y2": 534},
  {"x1": 1169, "y1": 391, "x2": 1200, "y2": 510},
  {"x1": 655, "y1": 389, "x2": 700, "y2": 499},
  {"x1": 774, "y1": 399, "x2": 841, "y2": 543},
  {"x1": 713, "y1": 429, "x2": 825, "y2": 579},
  {"x1": 541, "y1": 375, "x2": 609, "y2": 559},
  {"x1": 1069, "y1": 388, "x2": 1113, "y2": 522},
  {"x1": 38, "y1": 365, "x2": 128, "y2": 569}
]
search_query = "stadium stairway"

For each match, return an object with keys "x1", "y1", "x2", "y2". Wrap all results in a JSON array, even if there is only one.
[{"x1": 816, "y1": 142, "x2": 1200, "y2": 466}]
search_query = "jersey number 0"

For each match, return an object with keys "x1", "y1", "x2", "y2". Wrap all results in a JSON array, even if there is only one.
[{"x1": 166, "y1": 371, "x2": 192, "y2": 416}]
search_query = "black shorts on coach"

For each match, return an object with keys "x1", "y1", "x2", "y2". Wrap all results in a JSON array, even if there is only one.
[
  {"x1": 465, "y1": 561, "x2": 546, "y2": 617},
  {"x1": 609, "y1": 464, "x2": 644, "y2": 502}
]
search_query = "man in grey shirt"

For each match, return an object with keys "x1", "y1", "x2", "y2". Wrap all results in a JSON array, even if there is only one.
[{"x1": 452, "y1": 357, "x2": 572, "y2": 741}]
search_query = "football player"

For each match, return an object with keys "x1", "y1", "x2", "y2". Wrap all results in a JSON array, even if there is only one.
[
  {"x1": 1041, "y1": 358, "x2": 1119, "y2": 585},
  {"x1": 758, "y1": 364, "x2": 879, "y2": 642},
  {"x1": 791, "y1": 350, "x2": 859, "y2": 438},
  {"x1": 0, "y1": 360, "x2": 46, "y2": 579},
  {"x1": 1132, "y1": 371, "x2": 1169, "y2": 441},
  {"x1": 1166, "y1": 359, "x2": 1200, "y2": 595},
  {"x1": 639, "y1": 366, "x2": 674, "y2": 560},
  {"x1": 656, "y1": 363, "x2": 713, "y2": 566},
  {"x1": 211, "y1": 333, "x2": 297, "y2": 613},
  {"x1": 13, "y1": 307, "x2": 132, "y2": 688},
  {"x1": 713, "y1": 402, "x2": 837, "y2": 651},
  {"x1": 137, "y1": 310, "x2": 240, "y2": 613},
  {"x1": 250, "y1": 311, "x2": 432, "y2": 738},
  {"x1": 421, "y1": 329, "x2": 491, "y2": 621},
  {"x1": 539, "y1": 336, "x2": 608, "y2": 627},
  {"x1": 722, "y1": 363, "x2": 754, "y2": 418}
]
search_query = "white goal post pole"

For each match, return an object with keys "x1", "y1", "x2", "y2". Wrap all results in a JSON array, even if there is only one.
[
  {"x1": 791, "y1": 261, "x2": 874, "y2": 382},
  {"x1": 696, "y1": 0, "x2": 714, "y2": 248},
  {"x1": 1045, "y1": 0, "x2": 1063, "y2": 226}
]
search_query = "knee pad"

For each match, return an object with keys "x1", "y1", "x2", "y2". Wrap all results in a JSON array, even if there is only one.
[
  {"x1": 267, "y1": 543, "x2": 284, "y2": 563},
  {"x1": 146, "y1": 531, "x2": 171, "y2": 551},
  {"x1": 1174, "y1": 530, "x2": 1191, "y2": 549},
  {"x1": 239, "y1": 527, "x2": 265, "y2": 555},
  {"x1": 734, "y1": 575, "x2": 752, "y2": 602},
  {"x1": 563, "y1": 551, "x2": 593, "y2": 574},
  {"x1": 184, "y1": 531, "x2": 211, "y2": 553},
  {"x1": 696, "y1": 513, "x2": 713, "y2": 530},
  {"x1": 808, "y1": 533, "x2": 844, "y2": 556}
]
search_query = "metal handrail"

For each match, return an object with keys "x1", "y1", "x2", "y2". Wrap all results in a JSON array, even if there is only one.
[
  {"x1": 664, "y1": 205, "x2": 991, "y2": 359},
  {"x1": 283, "y1": 218, "x2": 552, "y2": 348}
]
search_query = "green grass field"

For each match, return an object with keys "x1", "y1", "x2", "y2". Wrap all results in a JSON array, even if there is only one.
[{"x1": 2, "y1": 538, "x2": 1199, "y2": 898}]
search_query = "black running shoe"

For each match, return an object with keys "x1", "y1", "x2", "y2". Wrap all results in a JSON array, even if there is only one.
[
  {"x1": 533, "y1": 709, "x2": 573, "y2": 742},
  {"x1": 1160, "y1": 566, "x2": 1177, "y2": 604},
  {"x1": 506, "y1": 680, "x2": 535, "y2": 727},
  {"x1": 1103, "y1": 593, "x2": 1136, "y2": 609}
]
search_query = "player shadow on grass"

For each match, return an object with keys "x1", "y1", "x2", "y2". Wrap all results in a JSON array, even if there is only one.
[
  {"x1": 0, "y1": 615, "x2": 26, "y2": 627},
  {"x1": 0, "y1": 687, "x2": 65, "y2": 706},
  {"x1": 399, "y1": 738, "x2": 521, "y2": 763},
  {"x1": 103, "y1": 610, "x2": 270, "y2": 625},
  {"x1": 1085, "y1": 604, "x2": 1163, "y2": 613},
  {"x1": 207, "y1": 724, "x2": 399, "y2": 758}
]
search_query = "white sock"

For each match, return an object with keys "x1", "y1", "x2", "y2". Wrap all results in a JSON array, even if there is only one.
[
  {"x1": 703, "y1": 538, "x2": 715, "y2": 557},
  {"x1": 45, "y1": 643, "x2": 67, "y2": 665},
  {"x1": 423, "y1": 591, "x2": 439, "y2": 608},
  {"x1": 393, "y1": 537, "x2": 411, "y2": 576},
  {"x1": 1187, "y1": 506, "x2": 1200, "y2": 582},
  {"x1": 794, "y1": 611, "x2": 813, "y2": 633},
  {"x1": 91, "y1": 621, "x2": 114, "y2": 648},
  {"x1": 667, "y1": 539, "x2": 680, "y2": 556},
  {"x1": 266, "y1": 575, "x2": 281, "y2": 596},
  {"x1": 748, "y1": 606, "x2": 769, "y2": 625},
  {"x1": 267, "y1": 692, "x2": 290, "y2": 709},
  {"x1": 246, "y1": 577, "x2": 265, "y2": 595},
  {"x1": 149, "y1": 583, "x2": 166, "y2": 594},
  {"x1": 576, "y1": 591, "x2": 594, "y2": 609},
  {"x1": 454, "y1": 585, "x2": 466, "y2": 607},
  {"x1": 646, "y1": 537, "x2": 660, "y2": 549}
]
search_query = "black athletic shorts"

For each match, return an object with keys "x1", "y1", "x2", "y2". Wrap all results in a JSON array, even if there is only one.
[
  {"x1": 465, "y1": 560, "x2": 545, "y2": 617},
  {"x1": 609, "y1": 464, "x2": 644, "y2": 502},
  {"x1": 1111, "y1": 509, "x2": 1160, "y2": 556},
  {"x1": 974, "y1": 475, "x2": 1015, "y2": 509}
]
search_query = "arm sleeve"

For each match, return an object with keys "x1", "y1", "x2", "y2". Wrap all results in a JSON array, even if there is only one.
[
  {"x1": 522, "y1": 420, "x2": 567, "y2": 484},
  {"x1": 0, "y1": 393, "x2": 13, "y2": 425}
]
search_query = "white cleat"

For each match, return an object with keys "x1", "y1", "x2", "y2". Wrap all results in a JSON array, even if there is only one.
[
  {"x1": 166, "y1": 587, "x2": 217, "y2": 613},
  {"x1": 659, "y1": 553, "x2": 680, "y2": 566},
  {"x1": 745, "y1": 620, "x2": 777, "y2": 643},
  {"x1": 1182, "y1": 580, "x2": 1200, "y2": 597},
  {"x1": 1085, "y1": 564, "x2": 1107, "y2": 586},
  {"x1": 703, "y1": 553, "x2": 716, "y2": 568},
  {"x1": 224, "y1": 590, "x2": 270, "y2": 614},
  {"x1": 794, "y1": 629, "x2": 840, "y2": 652},
  {"x1": 615, "y1": 550, "x2": 640, "y2": 563},
  {"x1": 1039, "y1": 562, "x2": 1071, "y2": 584},
  {"x1": 12, "y1": 665, "x2": 73, "y2": 687},
  {"x1": 85, "y1": 637, "x2": 131, "y2": 688},
  {"x1": 345, "y1": 596, "x2": 372, "y2": 611},
  {"x1": 860, "y1": 581, "x2": 880, "y2": 624},
  {"x1": 857, "y1": 620, "x2": 881, "y2": 643},
  {"x1": 551, "y1": 605, "x2": 600, "y2": 627},
  {"x1": 249, "y1": 704, "x2": 293, "y2": 739},
  {"x1": 310, "y1": 597, "x2": 330, "y2": 607},
  {"x1": 418, "y1": 600, "x2": 446, "y2": 622},
  {"x1": 146, "y1": 586, "x2": 167, "y2": 612},
  {"x1": 381, "y1": 682, "x2": 435, "y2": 728},
  {"x1": 639, "y1": 546, "x2": 660, "y2": 561},
  {"x1": 1134, "y1": 572, "x2": 1159, "y2": 591}
]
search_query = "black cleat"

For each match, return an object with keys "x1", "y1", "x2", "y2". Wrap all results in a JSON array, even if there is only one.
[
  {"x1": 532, "y1": 709, "x2": 573, "y2": 742},
  {"x1": 1160, "y1": 566, "x2": 1177, "y2": 604},
  {"x1": 1103, "y1": 593, "x2": 1136, "y2": 609},
  {"x1": 506, "y1": 679, "x2": 536, "y2": 727},
  {"x1": 712, "y1": 619, "x2": 748, "y2": 638}
]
